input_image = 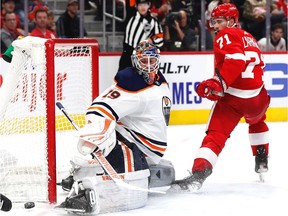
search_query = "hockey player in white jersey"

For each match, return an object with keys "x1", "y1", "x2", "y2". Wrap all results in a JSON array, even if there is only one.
[{"x1": 56, "y1": 41, "x2": 174, "y2": 214}]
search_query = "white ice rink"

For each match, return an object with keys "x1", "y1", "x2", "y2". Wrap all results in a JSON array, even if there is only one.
[{"x1": 4, "y1": 121, "x2": 288, "y2": 216}]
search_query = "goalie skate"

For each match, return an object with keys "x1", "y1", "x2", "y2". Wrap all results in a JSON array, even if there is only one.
[{"x1": 55, "y1": 189, "x2": 98, "y2": 214}]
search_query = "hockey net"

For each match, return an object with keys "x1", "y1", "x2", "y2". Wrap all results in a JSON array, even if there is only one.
[{"x1": 0, "y1": 36, "x2": 99, "y2": 203}]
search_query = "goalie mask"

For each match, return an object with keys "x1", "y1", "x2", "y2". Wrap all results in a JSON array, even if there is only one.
[{"x1": 131, "y1": 41, "x2": 160, "y2": 85}]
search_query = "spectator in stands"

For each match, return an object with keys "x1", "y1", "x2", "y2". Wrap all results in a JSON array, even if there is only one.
[
  {"x1": 28, "y1": 0, "x2": 49, "y2": 22},
  {"x1": 169, "y1": 0, "x2": 190, "y2": 12},
  {"x1": 275, "y1": 0, "x2": 288, "y2": 17},
  {"x1": 13, "y1": 0, "x2": 25, "y2": 25},
  {"x1": 1, "y1": 35, "x2": 24, "y2": 63},
  {"x1": 275, "y1": 0, "x2": 288, "y2": 48},
  {"x1": 242, "y1": 0, "x2": 283, "y2": 41},
  {"x1": 1, "y1": 0, "x2": 21, "y2": 28},
  {"x1": 188, "y1": 1, "x2": 208, "y2": 50},
  {"x1": 0, "y1": 12, "x2": 26, "y2": 53},
  {"x1": 150, "y1": 0, "x2": 171, "y2": 25},
  {"x1": 163, "y1": 9, "x2": 198, "y2": 51},
  {"x1": 47, "y1": 10, "x2": 57, "y2": 36},
  {"x1": 118, "y1": 0, "x2": 163, "y2": 71},
  {"x1": 30, "y1": 9, "x2": 56, "y2": 38},
  {"x1": 56, "y1": 0, "x2": 88, "y2": 38},
  {"x1": 258, "y1": 23, "x2": 286, "y2": 51}
]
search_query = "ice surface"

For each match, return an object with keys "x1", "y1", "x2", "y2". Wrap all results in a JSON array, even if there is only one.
[{"x1": 4, "y1": 122, "x2": 288, "y2": 216}]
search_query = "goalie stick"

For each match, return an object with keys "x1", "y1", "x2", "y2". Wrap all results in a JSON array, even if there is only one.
[{"x1": 56, "y1": 102, "x2": 165, "y2": 194}]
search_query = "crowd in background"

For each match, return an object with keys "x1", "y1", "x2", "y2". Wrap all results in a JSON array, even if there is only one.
[
  {"x1": 1, "y1": 0, "x2": 85, "y2": 53},
  {"x1": 0, "y1": 0, "x2": 287, "y2": 54}
]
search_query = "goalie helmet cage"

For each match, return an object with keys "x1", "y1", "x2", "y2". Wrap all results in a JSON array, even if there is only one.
[{"x1": 0, "y1": 37, "x2": 99, "y2": 204}]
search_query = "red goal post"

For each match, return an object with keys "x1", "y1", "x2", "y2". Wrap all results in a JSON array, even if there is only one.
[{"x1": 0, "y1": 37, "x2": 99, "y2": 203}]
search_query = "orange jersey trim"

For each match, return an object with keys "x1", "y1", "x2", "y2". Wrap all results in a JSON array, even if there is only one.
[
  {"x1": 137, "y1": 134, "x2": 166, "y2": 152},
  {"x1": 88, "y1": 106, "x2": 116, "y2": 121},
  {"x1": 121, "y1": 142, "x2": 133, "y2": 172}
]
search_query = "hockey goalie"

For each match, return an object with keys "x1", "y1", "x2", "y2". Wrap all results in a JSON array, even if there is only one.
[{"x1": 56, "y1": 41, "x2": 175, "y2": 214}]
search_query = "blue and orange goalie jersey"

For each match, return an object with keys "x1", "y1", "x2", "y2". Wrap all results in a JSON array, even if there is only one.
[{"x1": 86, "y1": 67, "x2": 171, "y2": 164}]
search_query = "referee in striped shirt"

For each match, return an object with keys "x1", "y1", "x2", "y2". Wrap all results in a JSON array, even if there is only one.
[{"x1": 118, "y1": 0, "x2": 164, "y2": 71}]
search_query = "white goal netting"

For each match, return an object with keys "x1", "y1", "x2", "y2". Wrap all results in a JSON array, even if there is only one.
[{"x1": 0, "y1": 36, "x2": 98, "y2": 203}]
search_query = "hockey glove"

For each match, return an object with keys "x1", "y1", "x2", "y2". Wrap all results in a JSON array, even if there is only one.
[
  {"x1": 196, "y1": 78, "x2": 224, "y2": 101},
  {"x1": 76, "y1": 117, "x2": 116, "y2": 157}
]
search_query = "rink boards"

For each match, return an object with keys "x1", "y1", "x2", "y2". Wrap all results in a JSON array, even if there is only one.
[
  {"x1": 1, "y1": 52, "x2": 287, "y2": 125},
  {"x1": 98, "y1": 52, "x2": 288, "y2": 124}
]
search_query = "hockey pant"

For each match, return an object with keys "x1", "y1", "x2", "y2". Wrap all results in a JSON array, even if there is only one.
[
  {"x1": 105, "y1": 138, "x2": 149, "y2": 174},
  {"x1": 107, "y1": 133, "x2": 174, "y2": 187}
]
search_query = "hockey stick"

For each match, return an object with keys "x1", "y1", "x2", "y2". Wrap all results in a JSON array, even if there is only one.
[
  {"x1": 56, "y1": 102, "x2": 165, "y2": 194},
  {"x1": 211, "y1": 68, "x2": 225, "y2": 97}
]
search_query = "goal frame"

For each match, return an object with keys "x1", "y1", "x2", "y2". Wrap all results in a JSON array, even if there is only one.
[{"x1": 45, "y1": 38, "x2": 99, "y2": 203}]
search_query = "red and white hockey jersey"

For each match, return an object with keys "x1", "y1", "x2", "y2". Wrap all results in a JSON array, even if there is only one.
[
  {"x1": 214, "y1": 28, "x2": 265, "y2": 98},
  {"x1": 86, "y1": 67, "x2": 171, "y2": 164}
]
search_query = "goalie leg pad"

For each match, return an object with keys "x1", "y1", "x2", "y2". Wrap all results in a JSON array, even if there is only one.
[
  {"x1": 147, "y1": 158, "x2": 175, "y2": 188},
  {"x1": 64, "y1": 170, "x2": 150, "y2": 214},
  {"x1": 94, "y1": 169, "x2": 150, "y2": 213}
]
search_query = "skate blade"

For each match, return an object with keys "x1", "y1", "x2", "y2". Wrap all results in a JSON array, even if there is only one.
[
  {"x1": 259, "y1": 172, "x2": 265, "y2": 182},
  {"x1": 167, "y1": 182, "x2": 201, "y2": 193},
  {"x1": 257, "y1": 164, "x2": 268, "y2": 182},
  {"x1": 54, "y1": 205, "x2": 86, "y2": 214}
]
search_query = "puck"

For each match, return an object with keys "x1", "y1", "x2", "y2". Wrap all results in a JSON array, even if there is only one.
[{"x1": 24, "y1": 202, "x2": 35, "y2": 209}]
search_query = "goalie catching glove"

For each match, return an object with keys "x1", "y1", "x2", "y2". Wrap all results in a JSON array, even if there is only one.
[
  {"x1": 196, "y1": 76, "x2": 226, "y2": 101},
  {"x1": 76, "y1": 117, "x2": 116, "y2": 157}
]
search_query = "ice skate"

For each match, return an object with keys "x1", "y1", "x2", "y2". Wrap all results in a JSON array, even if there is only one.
[
  {"x1": 168, "y1": 167, "x2": 212, "y2": 192},
  {"x1": 57, "y1": 175, "x2": 74, "y2": 192},
  {"x1": 255, "y1": 145, "x2": 268, "y2": 182},
  {"x1": 55, "y1": 188, "x2": 97, "y2": 214}
]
